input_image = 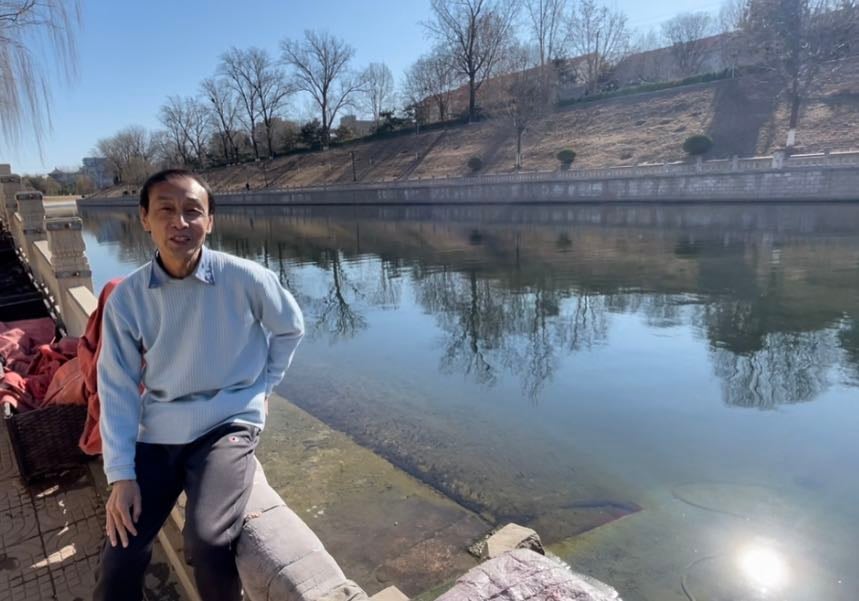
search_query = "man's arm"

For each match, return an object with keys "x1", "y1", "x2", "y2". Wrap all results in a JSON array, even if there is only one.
[
  {"x1": 256, "y1": 270, "x2": 305, "y2": 396},
  {"x1": 97, "y1": 296, "x2": 144, "y2": 484}
]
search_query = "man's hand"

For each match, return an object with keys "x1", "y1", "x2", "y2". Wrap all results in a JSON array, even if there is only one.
[{"x1": 105, "y1": 479, "x2": 141, "y2": 548}]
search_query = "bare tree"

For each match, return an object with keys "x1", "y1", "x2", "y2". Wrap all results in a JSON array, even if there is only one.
[
  {"x1": 628, "y1": 29, "x2": 670, "y2": 82},
  {"x1": 741, "y1": 0, "x2": 858, "y2": 147},
  {"x1": 525, "y1": 0, "x2": 568, "y2": 69},
  {"x1": 95, "y1": 126, "x2": 154, "y2": 185},
  {"x1": 362, "y1": 62, "x2": 395, "y2": 125},
  {"x1": 158, "y1": 96, "x2": 210, "y2": 167},
  {"x1": 496, "y1": 44, "x2": 548, "y2": 169},
  {"x1": 201, "y1": 77, "x2": 240, "y2": 163},
  {"x1": 662, "y1": 12, "x2": 714, "y2": 77},
  {"x1": 566, "y1": 0, "x2": 631, "y2": 94},
  {"x1": 0, "y1": 0, "x2": 80, "y2": 150},
  {"x1": 219, "y1": 47, "x2": 263, "y2": 159},
  {"x1": 248, "y1": 48, "x2": 293, "y2": 158},
  {"x1": 281, "y1": 30, "x2": 364, "y2": 146},
  {"x1": 719, "y1": 0, "x2": 748, "y2": 31},
  {"x1": 424, "y1": 0, "x2": 519, "y2": 122},
  {"x1": 403, "y1": 49, "x2": 460, "y2": 124}
]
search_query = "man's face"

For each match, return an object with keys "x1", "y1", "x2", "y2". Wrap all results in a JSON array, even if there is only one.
[{"x1": 140, "y1": 176, "x2": 213, "y2": 269}]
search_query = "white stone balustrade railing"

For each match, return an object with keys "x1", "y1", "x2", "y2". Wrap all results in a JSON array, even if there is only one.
[
  {"x1": 4, "y1": 189, "x2": 96, "y2": 337},
  {"x1": 13, "y1": 191, "x2": 47, "y2": 264},
  {"x1": 1, "y1": 174, "x2": 22, "y2": 223}
]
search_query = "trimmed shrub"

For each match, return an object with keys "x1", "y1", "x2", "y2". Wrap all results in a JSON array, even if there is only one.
[
  {"x1": 557, "y1": 149, "x2": 576, "y2": 169},
  {"x1": 467, "y1": 156, "x2": 483, "y2": 173},
  {"x1": 683, "y1": 134, "x2": 713, "y2": 156}
]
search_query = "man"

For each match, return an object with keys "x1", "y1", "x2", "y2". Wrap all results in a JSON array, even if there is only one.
[{"x1": 94, "y1": 169, "x2": 304, "y2": 601}]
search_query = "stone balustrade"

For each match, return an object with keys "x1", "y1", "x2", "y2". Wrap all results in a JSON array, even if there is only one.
[
  {"x1": 2, "y1": 189, "x2": 96, "y2": 337},
  {"x1": 0, "y1": 174, "x2": 22, "y2": 222}
]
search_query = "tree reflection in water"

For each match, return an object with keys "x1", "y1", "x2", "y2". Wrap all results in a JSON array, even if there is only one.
[
  {"x1": 79, "y1": 204, "x2": 859, "y2": 408},
  {"x1": 711, "y1": 329, "x2": 842, "y2": 409}
]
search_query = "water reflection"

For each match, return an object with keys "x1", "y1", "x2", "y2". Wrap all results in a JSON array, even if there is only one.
[
  {"x1": 80, "y1": 203, "x2": 859, "y2": 409},
  {"x1": 738, "y1": 543, "x2": 789, "y2": 594}
]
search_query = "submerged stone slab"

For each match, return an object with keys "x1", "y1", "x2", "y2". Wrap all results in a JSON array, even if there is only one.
[
  {"x1": 370, "y1": 586, "x2": 409, "y2": 601},
  {"x1": 436, "y1": 549, "x2": 622, "y2": 601}
]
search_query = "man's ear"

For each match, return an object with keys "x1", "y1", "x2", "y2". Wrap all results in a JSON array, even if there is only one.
[
  {"x1": 139, "y1": 206, "x2": 150, "y2": 232},
  {"x1": 205, "y1": 213, "x2": 214, "y2": 234}
]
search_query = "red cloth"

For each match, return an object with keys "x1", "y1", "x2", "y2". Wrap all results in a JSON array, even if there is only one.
[{"x1": 78, "y1": 278, "x2": 123, "y2": 456}]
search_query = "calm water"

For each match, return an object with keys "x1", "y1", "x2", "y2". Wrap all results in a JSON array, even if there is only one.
[{"x1": 79, "y1": 204, "x2": 859, "y2": 600}]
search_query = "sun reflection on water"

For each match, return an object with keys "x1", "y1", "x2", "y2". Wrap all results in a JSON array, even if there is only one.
[{"x1": 738, "y1": 544, "x2": 790, "y2": 594}]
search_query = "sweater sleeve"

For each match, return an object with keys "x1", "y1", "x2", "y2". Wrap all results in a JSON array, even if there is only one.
[
  {"x1": 257, "y1": 270, "x2": 305, "y2": 396},
  {"x1": 97, "y1": 295, "x2": 144, "y2": 484}
]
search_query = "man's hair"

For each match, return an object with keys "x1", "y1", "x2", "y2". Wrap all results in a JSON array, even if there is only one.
[{"x1": 139, "y1": 169, "x2": 215, "y2": 214}]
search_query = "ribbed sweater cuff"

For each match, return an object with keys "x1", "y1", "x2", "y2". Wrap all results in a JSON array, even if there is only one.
[{"x1": 105, "y1": 464, "x2": 136, "y2": 484}]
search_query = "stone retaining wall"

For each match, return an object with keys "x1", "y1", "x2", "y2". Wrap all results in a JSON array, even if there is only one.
[{"x1": 81, "y1": 160, "x2": 859, "y2": 208}]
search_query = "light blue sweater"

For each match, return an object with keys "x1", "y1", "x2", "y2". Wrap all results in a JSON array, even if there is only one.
[{"x1": 97, "y1": 247, "x2": 305, "y2": 483}]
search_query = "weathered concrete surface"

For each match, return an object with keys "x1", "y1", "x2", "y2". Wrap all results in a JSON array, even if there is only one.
[{"x1": 437, "y1": 549, "x2": 621, "y2": 601}]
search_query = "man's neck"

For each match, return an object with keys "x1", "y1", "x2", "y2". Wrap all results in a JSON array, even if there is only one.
[{"x1": 157, "y1": 248, "x2": 202, "y2": 279}]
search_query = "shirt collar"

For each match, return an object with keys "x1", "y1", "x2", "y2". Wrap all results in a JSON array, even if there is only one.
[{"x1": 148, "y1": 246, "x2": 215, "y2": 288}]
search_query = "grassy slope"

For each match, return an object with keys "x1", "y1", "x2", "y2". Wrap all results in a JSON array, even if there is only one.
[{"x1": 102, "y1": 57, "x2": 859, "y2": 196}]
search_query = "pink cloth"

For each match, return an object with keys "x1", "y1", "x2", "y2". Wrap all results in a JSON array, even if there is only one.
[
  {"x1": 0, "y1": 316, "x2": 88, "y2": 412},
  {"x1": 0, "y1": 335, "x2": 81, "y2": 412},
  {"x1": 0, "y1": 317, "x2": 56, "y2": 373}
]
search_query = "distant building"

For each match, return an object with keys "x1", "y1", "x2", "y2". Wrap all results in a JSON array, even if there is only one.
[
  {"x1": 81, "y1": 157, "x2": 115, "y2": 189},
  {"x1": 339, "y1": 114, "x2": 375, "y2": 137},
  {"x1": 48, "y1": 168, "x2": 78, "y2": 188}
]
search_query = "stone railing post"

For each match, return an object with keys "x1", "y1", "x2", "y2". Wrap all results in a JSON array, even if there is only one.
[
  {"x1": 1, "y1": 174, "x2": 22, "y2": 225},
  {"x1": 14, "y1": 190, "x2": 47, "y2": 261},
  {"x1": 46, "y1": 216, "x2": 94, "y2": 333},
  {"x1": 772, "y1": 150, "x2": 786, "y2": 170}
]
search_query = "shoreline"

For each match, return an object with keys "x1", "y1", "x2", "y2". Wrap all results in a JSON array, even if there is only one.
[{"x1": 79, "y1": 152, "x2": 859, "y2": 207}]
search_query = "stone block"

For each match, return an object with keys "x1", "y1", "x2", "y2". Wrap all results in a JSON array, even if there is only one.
[
  {"x1": 437, "y1": 549, "x2": 621, "y2": 601},
  {"x1": 15, "y1": 191, "x2": 46, "y2": 236},
  {"x1": 485, "y1": 523, "x2": 544, "y2": 559},
  {"x1": 45, "y1": 217, "x2": 90, "y2": 277}
]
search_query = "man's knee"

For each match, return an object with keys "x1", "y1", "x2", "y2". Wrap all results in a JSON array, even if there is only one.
[{"x1": 184, "y1": 516, "x2": 238, "y2": 564}]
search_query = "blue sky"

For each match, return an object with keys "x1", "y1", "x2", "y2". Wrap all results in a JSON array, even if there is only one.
[{"x1": 6, "y1": 0, "x2": 723, "y2": 175}]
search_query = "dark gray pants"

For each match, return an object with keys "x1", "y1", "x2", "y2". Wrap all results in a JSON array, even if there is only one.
[{"x1": 93, "y1": 422, "x2": 260, "y2": 601}]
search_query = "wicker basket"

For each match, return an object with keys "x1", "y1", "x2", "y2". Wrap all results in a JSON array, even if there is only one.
[{"x1": 3, "y1": 403, "x2": 89, "y2": 482}]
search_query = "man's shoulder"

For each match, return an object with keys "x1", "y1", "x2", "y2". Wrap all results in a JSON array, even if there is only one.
[
  {"x1": 101, "y1": 261, "x2": 153, "y2": 320},
  {"x1": 109, "y1": 262, "x2": 152, "y2": 299},
  {"x1": 210, "y1": 250, "x2": 273, "y2": 282}
]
